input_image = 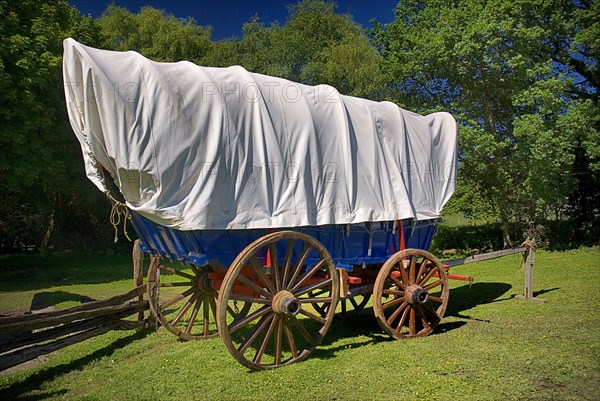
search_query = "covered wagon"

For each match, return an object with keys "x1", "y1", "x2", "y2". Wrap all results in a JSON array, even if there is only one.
[{"x1": 63, "y1": 38, "x2": 457, "y2": 370}]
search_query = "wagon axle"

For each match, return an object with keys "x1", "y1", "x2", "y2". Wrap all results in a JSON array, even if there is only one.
[
  {"x1": 272, "y1": 290, "x2": 301, "y2": 316},
  {"x1": 405, "y1": 285, "x2": 429, "y2": 305}
]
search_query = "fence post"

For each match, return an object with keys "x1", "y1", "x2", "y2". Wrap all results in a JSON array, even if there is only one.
[
  {"x1": 132, "y1": 239, "x2": 145, "y2": 320},
  {"x1": 515, "y1": 239, "x2": 546, "y2": 302}
]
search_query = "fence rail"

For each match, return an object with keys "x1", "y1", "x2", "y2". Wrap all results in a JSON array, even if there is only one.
[{"x1": 0, "y1": 285, "x2": 149, "y2": 372}]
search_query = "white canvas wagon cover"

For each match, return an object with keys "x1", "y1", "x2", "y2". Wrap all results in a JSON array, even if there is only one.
[{"x1": 62, "y1": 38, "x2": 457, "y2": 230}]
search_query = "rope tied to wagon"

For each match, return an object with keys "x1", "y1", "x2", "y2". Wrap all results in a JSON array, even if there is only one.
[
  {"x1": 109, "y1": 197, "x2": 132, "y2": 243},
  {"x1": 521, "y1": 238, "x2": 537, "y2": 251}
]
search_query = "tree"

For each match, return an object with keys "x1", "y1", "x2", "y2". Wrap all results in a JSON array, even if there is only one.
[
  {"x1": 0, "y1": 0, "x2": 108, "y2": 250},
  {"x1": 370, "y1": 0, "x2": 599, "y2": 246},
  {"x1": 98, "y1": 5, "x2": 212, "y2": 62},
  {"x1": 201, "y1": 0, "x2": 385, "y2": 98}
]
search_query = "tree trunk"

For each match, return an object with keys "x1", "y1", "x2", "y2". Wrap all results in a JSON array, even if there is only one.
[
  {"x1": 501, "y1": 214, "x2": 512, "y2": 249},
  {"x1": 40, "y1": 212, "x2": 54, "y2": 252}
]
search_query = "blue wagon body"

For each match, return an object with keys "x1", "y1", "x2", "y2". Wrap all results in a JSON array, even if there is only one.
[{"x1": 130, "y1": 212, "x2": 437, "y2": 271}]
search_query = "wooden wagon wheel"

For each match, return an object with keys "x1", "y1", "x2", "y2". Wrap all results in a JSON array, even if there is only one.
[
  {"x1": 373, "y1": 249, "x2": 449, "y2": 339},
  {"x1": 217, "y1": 231, "x2": 339, "y2": 370},
  {"x1": 147, "y1": 256, "x2": 251, "y2": 340}
]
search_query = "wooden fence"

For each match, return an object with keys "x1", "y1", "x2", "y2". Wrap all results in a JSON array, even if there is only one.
[{"x1": 0, "y1": 241, "x2": 149, "y2": 372}]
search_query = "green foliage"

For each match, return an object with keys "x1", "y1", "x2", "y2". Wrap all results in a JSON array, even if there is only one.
[
  {"x1": 0, "y1": 0, "x2": 112, "y2": 251},
  {"x1": 431, "y1": 217, "x2": 600, "y2": 255},
  {"x1": 201, "y1": 0, "x2": 385, "y2": 98},
  {"x1": 369, "y1": 0, "x2": 599, "y2": 238},
  {"x1": 97, "y1": 5, "x2": 212, "y2": 62}
]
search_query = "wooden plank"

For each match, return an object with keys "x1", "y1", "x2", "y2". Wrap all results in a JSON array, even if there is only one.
[
  {"x1": 337, "y1": 268, "x2": 349, "y2": 299},
  {"x1": 0, "y1": 305, "x2": 148, "y2": 353},
  {"x1": 442, "y1": 242, "x2": 548, "y2": 268},
  {"x1": 132, "y1": 239, "x2": 145, "y2": 321},
  {"x1": 0, "y1": 285, "x2": 146, "y2": 326},
  {"x1": 442, "y1": 247, "x2": 527, "y2": 267},
  {"x1": 514, "y1": 245, "x2": 546, "y2": 302},
  {"x1": 0, "y1": 300, "x2": 148, "y2": 335}
]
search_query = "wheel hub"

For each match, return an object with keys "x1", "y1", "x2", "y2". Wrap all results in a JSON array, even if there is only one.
[
  {"x1": 405, "y1": 284, "x2": 429, "y2": 305},
  {"x1": 197, "y1": 273, "x2": 214, "y2": 294},
  {"x1": 272, "y1": 290, "x2": 301, "y2": 316}
]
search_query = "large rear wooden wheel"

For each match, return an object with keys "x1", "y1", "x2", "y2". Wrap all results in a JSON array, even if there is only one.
[
  {"x1": 217, "y1": 231, "x2": 339, "y2": 370},
  {"x1": 373, "y1": 249, "x2": 449, "y2": 339},
  {"x1": 147, "y1": 256, "x2": 249, "y2": 340}
]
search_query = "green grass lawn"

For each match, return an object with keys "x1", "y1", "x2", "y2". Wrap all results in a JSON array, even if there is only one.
[{"x1": 0, "y1": 248, "x2": 599, "y2": 400}]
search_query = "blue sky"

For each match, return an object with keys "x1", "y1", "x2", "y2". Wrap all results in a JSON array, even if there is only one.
[{"x1": 69, "y1": 0, "x2": 399, "y2": 40}]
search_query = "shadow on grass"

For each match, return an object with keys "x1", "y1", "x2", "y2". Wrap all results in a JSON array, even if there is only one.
[
  {"x1": 445, "y1": 282, "x2": 513, "y2": 321},
  {"x1": 29, "y1": 291, "x2": 96, "y2": 312},
  {"x1": 311, "y1": 281, "x2": 514, "y2": 360},
  {"x1": 0, "y1": 253, "x2": 136, "y2": 293},
  {"x1": 0, "y1": 329, "x2": 151, "y2": 400}
]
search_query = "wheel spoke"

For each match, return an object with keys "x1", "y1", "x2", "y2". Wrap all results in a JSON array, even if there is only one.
[
  {"x1": 285, "y1": 246, "x2": 312, "y2": 290},
  {"x1": 421, "y1": 302, "x2": 441, "y2": 321},
  {"x1": 382, "y1": 296, "x2": 405, "y2": 310},
  {"x1": 157, "y1": 265, "x2": 196, "y2": 281},
  {"x1": 282, "y1": 318, "x2": 298, "y2": 359},
  {"x1": 408, "y1": 307, "x2": 416, "y2": 336},
  {"x1": 185, "y1": 297, "x2": 202, "y2": 334},
  {"x1": 383, "y1": 289, "x2": 404, "y2": 297},
  {"x1": 396, "y1": 305, "x2": 410, "y2": 332},
  {"x1": 160, "y1": 281, "x2": 194, "y2": 287},
  {"x1": 209, "y1": 295, "x2": 218, "y2": 321},
  {"x1": 229, "y1": 305, "x2": 272, "y2": 333},
  {"x1": 159, "y1": 287, "x2": 196, "y2": 309},
  {"x1": 299, "y1": 308, "x2": 327, "y2": 324},
  {"x1": 390, "y1": 274, "x2": 406, "y2": 290},
  {"x1": 250, "y1": 256, "x2": 277, "y2": 295},
  {"x1": 289, "y1": 259, "x2": 326, "y2": 293},
  {"x1": 236, "y1": 274, "x2": 273, "y2": 299},
  {"x1": 254, "y1": 315, "x2": 278, "y2": 364},
  {"x1": 238, "y1": 314, "x2": 274, "y2": 354},
  {"x1": 288, "y1": 315, "x2": 313, "y2": 343},
  {"x1": 170, "y1": 292, "x2": 200, "y2": 325},
  {"x1": 428, "y1": 295, "x2": 444, "y2": 303},
  {"x1": 281, "y1": 239, "x2": 295, "y2": 288},
  {"x1": 386, "y1": 301, "x2": 408, "y2": 325},
  {"x1": 415, "y1": 305, "x2": 431, "y2": 330},
  {"x1": 299, "y1": 297, "x2": 333, "y2": 304},
  {"x1": 294, "y1": 277, "x2": 333, "y2": 297},
  {"x1": 274, "y1": 317, "x2": 283, "y2": 365},
  {"x1": 416, "y1": 259, "x2": 428, "y2": 281},
  {"x1": 269, "y1": 243, "x2": 281, "y2": 291},
  {"x1": 424, "y1": 279, "x2": 443, "y2": 291},
  {"x1": 188, "y1": 264, "x2": 203, "y2": 277},
  {"x1": 409, "y1": 256, "x2": 416, "y2": 283},
  {"x1": 203, "y1": 295, "x2": 211, "y2": 336},
  {"x1": 228, "y1": 294, "x2": 272, "y2": 305},
  {"x1": 399, "y1": 261, "x2": 410, "y2": 285},
  {"x1": 418, "y1": 266, "x2": 439, "y2": 286}
]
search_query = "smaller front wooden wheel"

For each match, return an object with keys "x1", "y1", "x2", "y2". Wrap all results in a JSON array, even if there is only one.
[
  {"x1": 373, "y1": 249, "x2": 449, "y2": 339},
  {"x1": 217, "y1": 231, "x2": 339, "y2": 370}
]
